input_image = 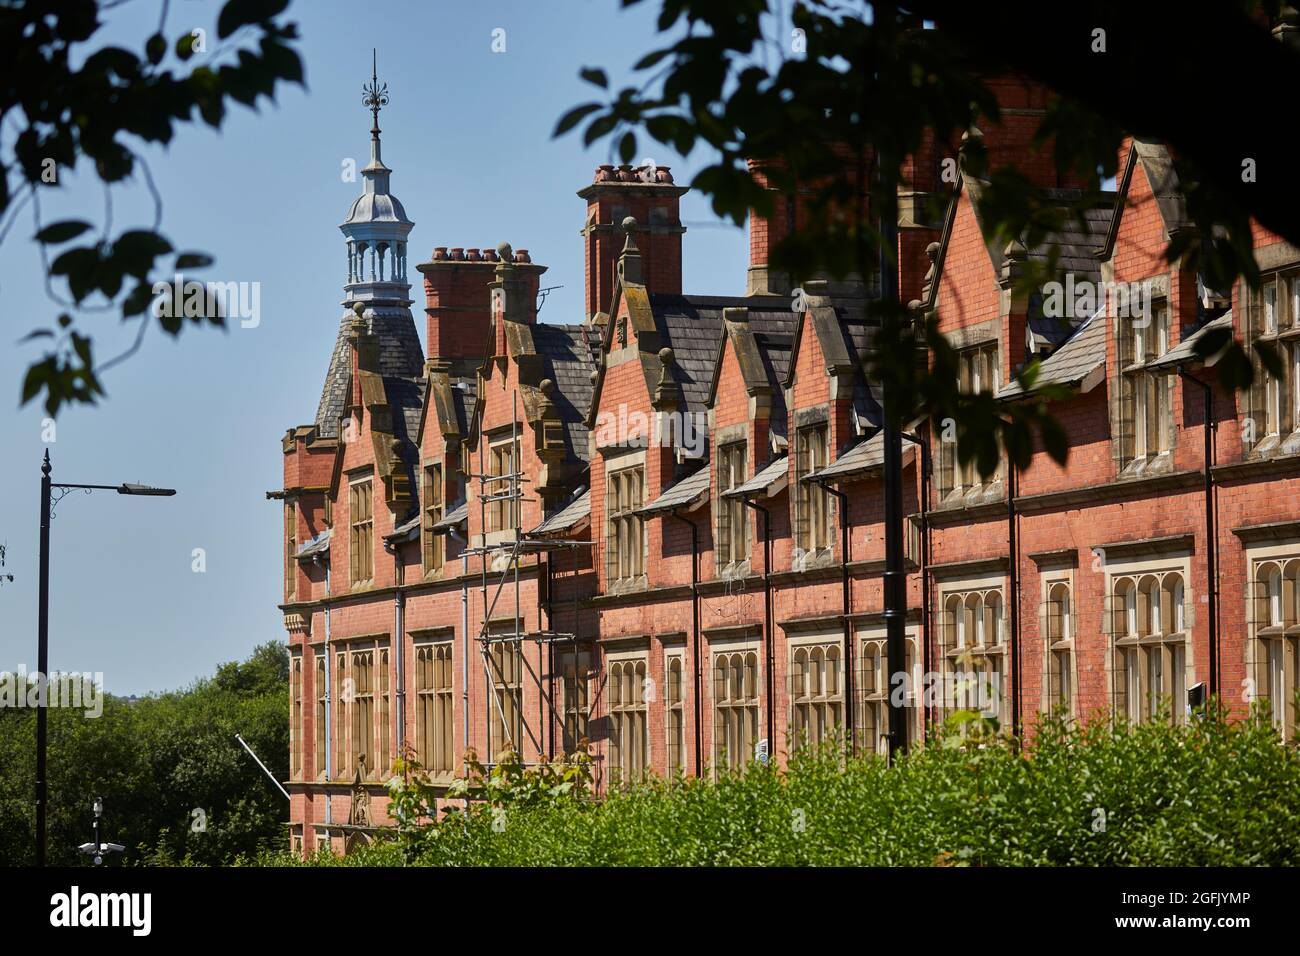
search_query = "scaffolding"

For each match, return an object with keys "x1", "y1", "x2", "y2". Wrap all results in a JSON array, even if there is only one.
[{"x1": 463, "y1": 394, "x2": 593, "y2": 764}]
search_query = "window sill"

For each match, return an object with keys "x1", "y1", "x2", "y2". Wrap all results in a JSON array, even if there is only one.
[
  {"x1": 607, "y1": 574, "x2": 648, "y2": 595},
  {"x1": 792, "y1": 547, "x2": 837, "y2": 572},
  {"x1": 1118, "y1": 450, "x2": 1173, "y2": 481},
  {"x1": 718, "y1": 559, "x2": 752, "y2": 579}
]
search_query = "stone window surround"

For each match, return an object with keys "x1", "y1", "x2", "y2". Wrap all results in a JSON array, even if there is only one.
[
  {"x1": 1240, "y1": 534, "x2": 1300, "y2": 739},
  {"x1": 856, "y1": 622, "x2": 922, "y2": 753},
  {"x1": 1101, "y1": 549, "x2": 1194, "y2": 726}
]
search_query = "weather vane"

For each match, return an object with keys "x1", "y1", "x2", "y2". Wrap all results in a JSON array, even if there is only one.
[{"x1": 361, "y1": 49, "x2": 388, "y2": 132}]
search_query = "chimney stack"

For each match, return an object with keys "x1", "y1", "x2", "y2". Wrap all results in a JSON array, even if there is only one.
[{"x1": 579, "y1": 163, "x2": 686, "y2": 320}]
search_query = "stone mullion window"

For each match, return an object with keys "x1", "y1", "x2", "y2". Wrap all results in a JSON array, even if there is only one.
[
  {"x1": 940, "y1": 587, "x2": 1007, "y2": 724},
  {"x1": 1249, "y1": 557, "x2": 1300, "y2": 738},
  {"x1": 560, "y1": 648, "x2": 592, "y2": 755},
  {"x1": 605, "y1": 466, "x2": 644, "y2": 583},
  {"x1": 488, "y1": 641, "x2": 523, "y2": 759},
  {"x1": 349, "y1": 479, "x2": 374, "y2": 586},
  {"x1": 713, "y1": 650, "x2": 760, "y2": 773},
  {"x1": 422, "y1": 464, "x2": 444, "y2": 575},
  {"x1": 665, "y1": 654, "x2": 685, "y2": 773},
  {"x1": 487, "y1": 437, "x2": 521, "y2": 533},
  {"x1": 290, "y1": 653, "x2": 302, "y2": 779},
  {"x1": 1042, "y1": 581, "x2": 1074, "y2": 715},
  {"x1": 795, "y1": 425, "x2": 830, "y2": 552},
  {"x1": 717, "y1": 442, "x2": 749, "y2": 568},
  {"x1": 608, "y1": 658, "x2": 648, "y2": 784},
  {"x1": 285, "y1": 502, "x2": 297, "y2": 601},
  {"x1": 350, "y1": 647, "x2": 375, "y2": 778},
  {"x1": 790, "y1": 643, "x2": 842, "y2": 752},
  {"x1": 1106, "y1": 571, "x2": 1189, "y2": 725}
]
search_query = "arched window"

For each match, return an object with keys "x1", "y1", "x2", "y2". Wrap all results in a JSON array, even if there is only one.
[
  {"x1": 715, "y1": 650, "x2": 760, "y2": 771},
  {"x1": 609, "y1": 658, "x2": 648, "y2": 784}
]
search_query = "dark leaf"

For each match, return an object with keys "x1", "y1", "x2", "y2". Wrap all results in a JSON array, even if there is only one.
[{"x1": 35, "y1": 221, "x2": 94, "y2": 244}]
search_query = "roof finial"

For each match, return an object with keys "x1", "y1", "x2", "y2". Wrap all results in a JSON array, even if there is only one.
[{"x1": 362, "y1": 48, "x2": 388, "y2": 140}]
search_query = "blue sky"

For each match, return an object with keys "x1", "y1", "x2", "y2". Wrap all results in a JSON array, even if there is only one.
[{"x1": 0, "y1": 0, "x2": 749, "y2": 695}]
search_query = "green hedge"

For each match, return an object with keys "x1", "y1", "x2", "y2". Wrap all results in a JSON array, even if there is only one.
[{"x1": 260, "y1": 707, "x2": 1300, "y2": 867}]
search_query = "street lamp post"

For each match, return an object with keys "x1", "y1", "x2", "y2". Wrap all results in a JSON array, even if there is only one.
[{"x1": 35, "y1": 450, "x2": 174, "y2": 866}]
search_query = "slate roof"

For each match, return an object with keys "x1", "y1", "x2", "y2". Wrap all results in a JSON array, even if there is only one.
[
  {"x1": 811, "y1": 430, "x2": 915, "y2": 480},
  {"x1": 295, "y1": 528, "x2": 332, "y2": 559},
  {"x1": 1022, "y1": 191, "x2": 1117, "y2": 348},
  {"x1": 1147, "y1": 311, "x2": 1234, "y2": 370},
  {"x1": 533, "y1": 322, "x2": 601, "y2": 461},
  {"x1": 384, "y1": 511, "x2": 421, "y2": 543},
  {"x1": 530, "y1": 487, "x2": 591, "y2": 535},
  {"x1": 998, "y1": 309, "x2": 1107, "y2": 400},
  {"x1": 637, "y1": 463, "x2": 711, "y2": 515},
  {"x1": 450, "y1": 379, "x2": 476, "y2": 435},
  {"x1": 723, "y1": 455, "x2": 788, "y2": 498},
  {"x1": 649, "y1": 294, "x2": 792, "y2": 413},
  {"x1": 315, "y1": 303, "x2": 425, "y2": 443},
  {"x1": 432, "y1": 500, "x2": 468, "y2": 532}
]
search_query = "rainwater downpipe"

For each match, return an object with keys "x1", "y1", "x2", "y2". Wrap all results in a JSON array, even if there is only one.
[
  {"x1": 670, "y1": 508, "x2": 703, "y2": 775},
  {"x1": 384, "y1": 541, "x2": 406, "y2": 757},
  {"x1": 812, "y1": 477, "x2": 854, "y2": 756},
  {"x1": 313, "y1": 553, "x2": 332, "y2": 844},
  {"x1": 1178, "y1": 368, "x2": 1219, "y2": 697},
  {"x1": 1007, "y1": 462, "x2": 1021, "y2": 742},
  {"x1": 741, "y1": 497, "x2": 775, "y2": 753},
  {"x1": 449, "y1": 526, "x2": 471, "y2": 760},
  {"x1": 901, "y1": 431, "x2": 932, "y2": 734}
]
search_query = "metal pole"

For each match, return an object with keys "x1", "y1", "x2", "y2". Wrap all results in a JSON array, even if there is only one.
[
  {"x1": 881, "y1": 209, "x2": 908, "y2": 759},
  {"x1": 236, "y1": 733, "x2": 291, "y2": 800},
  {"x1": 36, "y1": 451, "x2": 51, "y2": 867}
]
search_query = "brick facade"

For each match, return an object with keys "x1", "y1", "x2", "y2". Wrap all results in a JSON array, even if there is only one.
[{"x1": 279, "y1": 123, "x2": 1300, "y2": 856}]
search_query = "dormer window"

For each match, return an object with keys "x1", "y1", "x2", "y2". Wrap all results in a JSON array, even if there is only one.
[
  {"x1": 1115, "y1": 303, "x2": 1173, "y2": 468},
  {"x1": 717, "y1": 442, "x2": 750, "y2": 568}
]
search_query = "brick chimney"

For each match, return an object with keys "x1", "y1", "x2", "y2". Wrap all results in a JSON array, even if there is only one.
[
  {"x1": 416, "y1": 244, "x2": 545, "y2": 374},
  {"x1": 578, "y1": 163, "x2": 686, "y2": 320}
]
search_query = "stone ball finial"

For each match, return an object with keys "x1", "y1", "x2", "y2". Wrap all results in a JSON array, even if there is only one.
[
  {"x1": 352, "y1": 301, "x2": 366, "y2": 317},
  {"x1": 622, "y1": 216, "x2": 638, "y2": 234},
  {"x1": 590, "y1": 370, "x2": 600, "y2": 384},
  {"x1": 497, "y1": 241, "x2": 513, "y2": 261},
  {"x1": 926, "y1": 241, "x2": 941, "y2": 260},
  {"x1": 539, "y1": 378, "x2": 555, "y2": 397},
  {"x1": 659, "y1": 347, "x2": 674, "y2": 366},
  {"x1": 907, "y1": 299, "x2": 923, "y2": 313}
]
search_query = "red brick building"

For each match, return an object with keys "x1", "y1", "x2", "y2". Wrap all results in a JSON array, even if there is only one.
[{"x1": 276, "y1": 81, "x2": 1300, "y2": 856}]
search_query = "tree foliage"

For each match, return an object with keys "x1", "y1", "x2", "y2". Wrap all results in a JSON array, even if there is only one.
[
  {"x1": 0, "y1": 640, "x2": 289, "y2": 866},
  {"x1": 2, "y1": 0, "x2": 303, "y2": 415}
]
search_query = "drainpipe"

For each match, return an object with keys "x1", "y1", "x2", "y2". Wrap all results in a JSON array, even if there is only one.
[
  {"x1": 450, "y1": 526, "x2": 470, "y2": 761},
  {"x1": 384, "y1": 542, "x2": 406, "y2": 758},
  {"x1": 1007, "y1": 463, "x2": 1021, "y2": 741},
  {"x1": 741, "y1": 498, "x2": 775, "y2": 754},
  {"x1": 812, "y1": 478, "x2": 854, "y2": 757},
  {"x1": 313, "y1": 553, "x2": 332, "y2": 846},
  {"x1": 901, "y1": 430, "x2": 932, "y2": 737},
  {"x1": 669, "y1": 509, "x2": 702, "y2": 775},
  {"x1": 1179, "y1": 368, "x2": 1219, "y2": 697}
]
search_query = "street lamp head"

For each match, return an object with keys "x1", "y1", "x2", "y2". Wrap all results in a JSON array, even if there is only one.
[{"x1": 117, "y1": 483, "x2": 176, "y2": 497}]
